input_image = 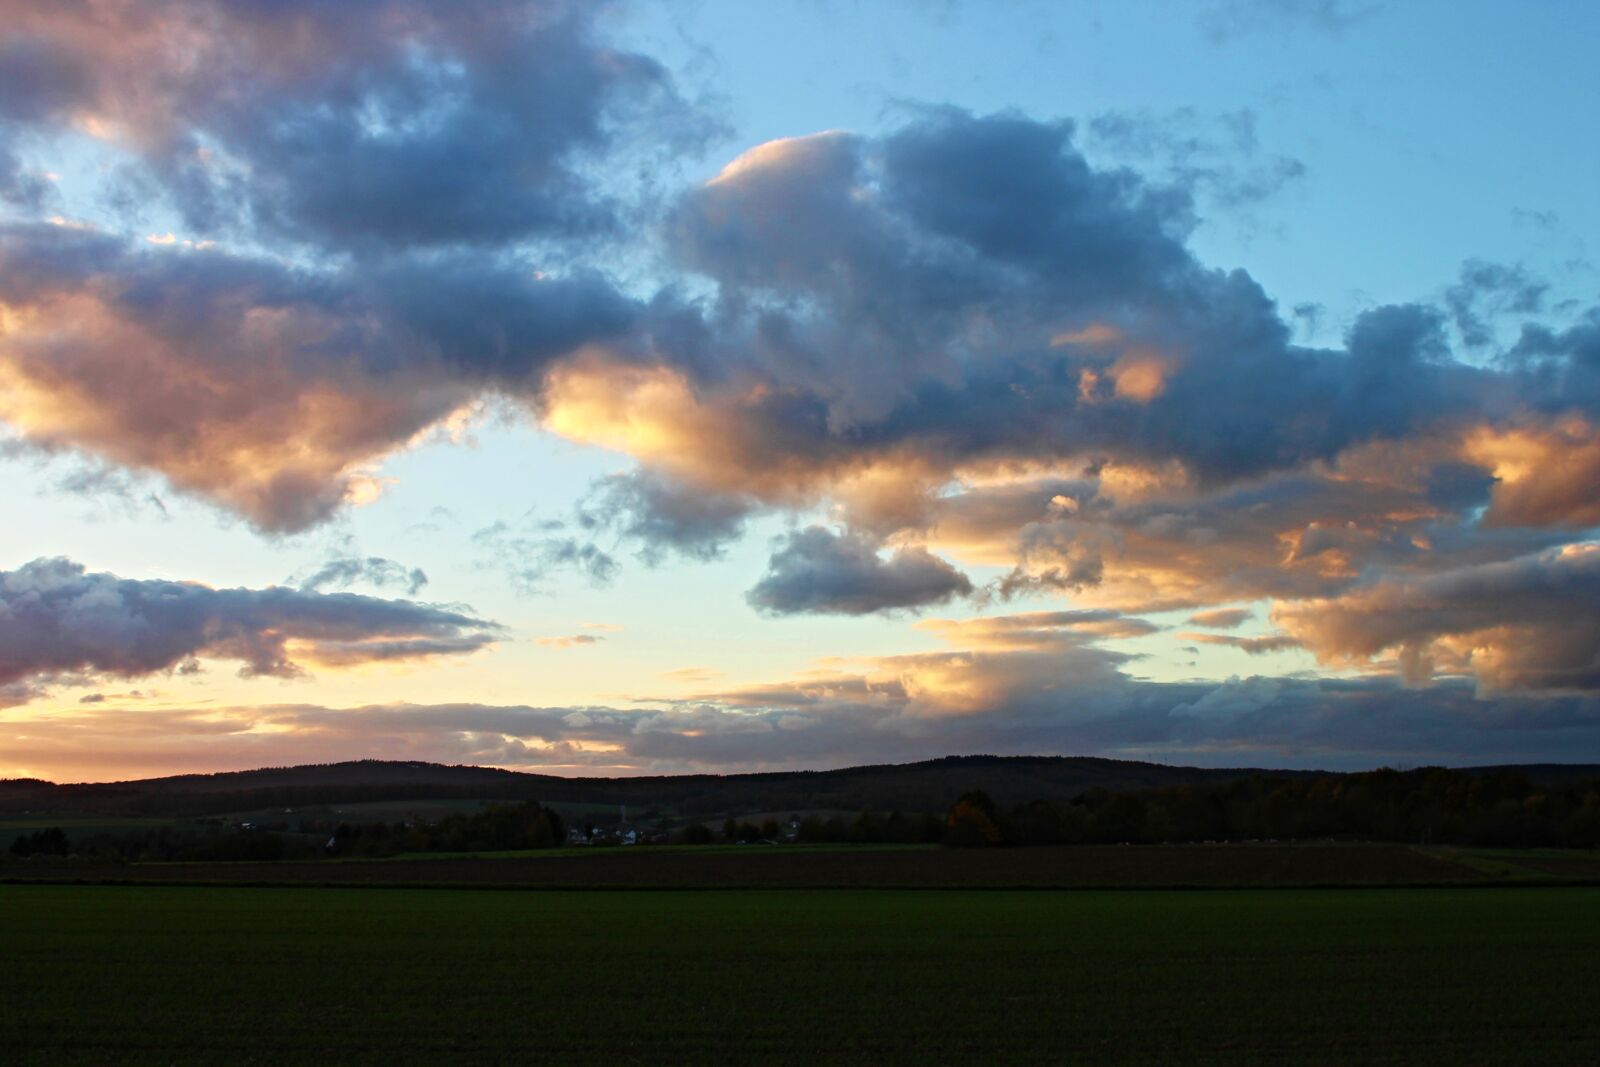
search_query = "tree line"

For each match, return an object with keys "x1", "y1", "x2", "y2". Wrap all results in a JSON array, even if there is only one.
[
  {"x1": 4, "y1": 800, "x2": 569, "y2": 862},
  {"x1": 942, "y1": 767, "x2": 1600, "y2": 848},
  {"x1": 323, "y1": 800, "x2": 567, "y2": 857}
]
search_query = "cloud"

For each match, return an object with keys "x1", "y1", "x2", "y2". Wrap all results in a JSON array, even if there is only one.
[
  {"x1": 530, "y1": 108, "x2": 1600, "y2": 637},
  {"x1": 2, "y1": 601, "x2": 1593, "y2": 781},
  {"x1": 10, "y1": 671, "x2": 1598, "y2": 783},
  {"x1": 0, "y1": 223, "x2": 636, "y2": 531},
  {"x1": 1179, "y1": 632, "x2": 1303, "y2": 655},
  {"x1": 0, "y1": 138, "x2": 50, "y2": 208},
  {"x1": 0, "y1": 557, "x2": 501, "y2": 698},
  {"x1": 1188, "y1": 608, "x2": 1252, "y2": 628},
  {"x1": 1197, "y1": 0, "x2": 1382, "y2": 43},
  {"x1": 1276, "y1": 544, "x2": 1600, "y2": 692},
  {"x1": 0, "y1": 0, "x2": 702, "y2": 252},
  {"x1": 1446, "y1": 260, "x2": 1548, "y2": 349},
  {"x1": 1462, "y1": 418, "x2": 1600, "y2": 529},
  {"x1": 472, "y1": 519, "x2": 620, "y2": 593},
  {"x1": 295, "y1": 553, "x2": 428, "y2": 596},
  {"x1": 920, "y1": 447, "x2": 1562, "y2": 615},
  {"x1": 578, "y1": 470, "x2": 751, "y2": 564},
  {"x1": 536, "y1": 634, "x2": 603, "y2": 649},
  {"x1": 548, "y1": 111, "x2": 1575, "y2": 545},
  {"x1": 1084, "y1": 107, "x2": 1305, "y2": 216},
  {"x1": 1, "y1": 11, "x2": 1597, "y2": 711},
  {"x1": 0, "y1": 2, "x2": 691, "y2": 533},
  {"x1": 916, "y1": 610, "x2": 1161, "y2": 649},
  {"x1": 746, "y1": 527, "x2": 973, "y2": 616},
  {"x1": 661, "y1": 666, "x2": 721, "y2": 683}
]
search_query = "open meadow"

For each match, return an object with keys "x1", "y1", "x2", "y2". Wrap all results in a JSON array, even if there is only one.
[
  {"x1": 0, "y1": 841, "x2": 1512, "y2": 889},
  {"x1": 4, "y1": 882, "x2": 1598, "y2": 1065}
]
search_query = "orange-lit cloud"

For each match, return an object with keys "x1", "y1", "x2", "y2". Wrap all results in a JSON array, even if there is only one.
[
  {"x1": 1275, "y1": 544, "x2": 1600, "y2": 692},
  {"x1": 1178, "y1": 632, "x2": 1302, "y2": 655},
  {"x1": 0, "y1": 284, "x2": 468, "y2": 529},
  {"x1": 1463, "y1": 418, "x2": 1600, "y2": 528},
  {"x1": 536, "y1": 634, "x2": 604, "y2": 649},
  {"x1": 0, "y1": 224, "x2": 633, "y2": 530}
]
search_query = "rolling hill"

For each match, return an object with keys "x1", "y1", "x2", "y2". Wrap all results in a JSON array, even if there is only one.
[{"x1": 4, "y1": 755, "x2": 1597, "y2": 819}]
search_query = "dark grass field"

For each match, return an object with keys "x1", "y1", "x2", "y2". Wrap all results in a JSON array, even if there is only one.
[
  {"x1": 0, "y1": 842, "x2": 1512, "y2": 889},
  {"x1": 4, "y1": 883, "x2": 1599, "y2": 1064}
]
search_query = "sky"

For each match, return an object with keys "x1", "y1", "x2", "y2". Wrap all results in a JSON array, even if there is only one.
[{"x1": 1, "y1": 0, "x2": 1598, "y2": 783}]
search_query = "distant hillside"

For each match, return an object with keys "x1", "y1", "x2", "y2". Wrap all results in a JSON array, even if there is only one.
[{"x1": 3, "y1": 756, "x2": 1597, "y2": 819}]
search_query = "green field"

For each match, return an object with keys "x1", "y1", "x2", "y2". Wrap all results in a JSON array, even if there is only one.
[{"x1": 4, "y1": 884, "x2": 1599, "y2": 1064}]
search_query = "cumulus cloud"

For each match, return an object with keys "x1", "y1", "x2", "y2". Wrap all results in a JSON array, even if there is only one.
[
  {"x1": 0, "y1": 222, "x2": 636, "y2": 531},
  {"x1": 0, "y1": 557, "x2": 501, "y2": 697},
  {"x1": 502, "y1": 106, "x2": 1600, "y2": 659},
  {"x1": 0, "y1": 0, "x2": 700, "y2": 252},
  {"x1": 1276, "y1": 544, "x2": 1600, "y2": 692},
  {"x1": 648, "y1": 110, "x2": 1492, "y2": 484},
  {"x1": 747, "y1": 527, "x2": 973, "y2": 616},
  {"x1": 533, "y1": 110, "x2": 1595, "y2": 607}
]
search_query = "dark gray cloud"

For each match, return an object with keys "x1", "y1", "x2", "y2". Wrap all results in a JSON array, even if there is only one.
[
  {"x1": 579, "y1": 471, "x2": 752, "y2": 565},
  {"x1": 0, "y1": 557, "x2": 501, "y2": 694},
  {"x1": 0, "y1": 1, "x2": 704, "y2": 253},
  {"x1": 747, "y1": 527, "x2": 973, "y2": 616},
  {"x1": 1508, "y1": 311, "x2": 1600, "y2": 413},
  {"x1": 652, "y1": 109, "x2": 1529, "y2": 501},
  {"x1": 1446, "y1": 260, "x2": 1549, "y2": 348},
  {"x1": 0, "y1": 138, "x2": 49, "y2": 208},
  {"x1": 881, "y1": 109, "x2": 1197, "y2": 309}
]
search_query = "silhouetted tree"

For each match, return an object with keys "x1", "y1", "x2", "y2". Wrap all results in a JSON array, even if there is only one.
[
  {"x1": 8, "y1": 827, "x2": 69, "y2": 857},
  {"x1": 945, "y1": 791, "x2": 1004, "y2": 847}
]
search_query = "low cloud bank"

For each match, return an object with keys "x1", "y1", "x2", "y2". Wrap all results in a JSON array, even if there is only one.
[{"x1": 0, "y1": 558, "x2": 501, "y2": 692}]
